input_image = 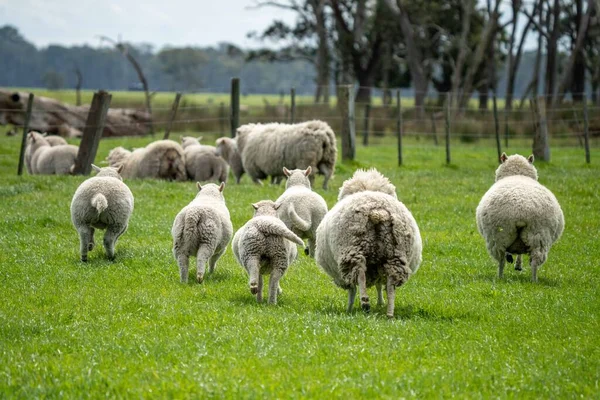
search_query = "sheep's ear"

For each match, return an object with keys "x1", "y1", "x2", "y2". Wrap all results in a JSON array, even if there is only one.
[
  {"x1": 116, "y1": 164, "x2": 124, "y2": 174},
  {"x1": 252, "y1": 203, "x2": 259, "y2": 210},
  {"x1": 196, "y1": 182, "x2": 202, "y2": 191},
  {"x1": 198, "y1": 136, "x2": 203, "y2": 142},
  {"x1": 304, "y1": 166, "x2": 312, "y2": 176},
  {"x1": 283, "y1": 167, "x2": 291, "y2": 177},
  {"x1": 91, "y1": 164, "x2": 101, "y2": 173},
  {"x1": 29, "y1": 132, "x2": 36, "y2": 142},
  {"x1": 500, "y1": 152, "x2": 508, "y2": 163},
  {"x1": 219, "y1": 182, "x2": 225, "y2": 192},
  {"x1": 180, "y1": 137, "x2": 186, "y2": 143},
  {"x1": 42, "y1": 132, "x2": 48, "y2": 137},
  {"x1": 527, "y1": 154, "x2": 534, "y2": 164},
  {"x1": 274, "y1": 202, "x2": 281, "y2": 210}
]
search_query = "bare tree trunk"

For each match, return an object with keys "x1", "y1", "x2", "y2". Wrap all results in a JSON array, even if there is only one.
[
  {"x1": 310, "y1": 0, "x2": 330, "y2": 103},
  {"x1": 450, "y1": 0, "x2": 474, "y2": 107},
  {"x1": 381, "y1": 41, "x2": 392, "y2": 105},
  {"x1": 519, "y1": 17, "x2": 544, "y2": 109},
  {"x1": 74, "y1": 67, "x2": 82, "y2": 106},
  {"x1": 545, "y1": 0, "x2": 560, "y2": 105},
  {"x1": 571, "y1": 0, "x2": 586, "y2": 102}
]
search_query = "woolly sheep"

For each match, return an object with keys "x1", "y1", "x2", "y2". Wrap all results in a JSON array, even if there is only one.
[
  {"x1": 181, "y1": 136, "x2": 229, "y2": 183},
  {"x1": 27, "y1": 131, "x2": 78, "y2": 175},
  {"x1": 315, "y1": 169, "x2": 422, "y2": 318},
  {"x1": 475, "y1": 153, "x2": 564, "y2": 282},
  {"x1": 215, "y1": 137, "x2": 245, "y2": 184},
  {"x1": 70, "y1": 164, "x2": 134, "y2": 261},
  {"x1": 275, "y1": 166, "x2": 328, "y2": 257},
  {"x1": 25, "y1": 132, "x2": 68, "y2": 174},
  {"x1": 171, "y1": 182, "x2": 233, "y2": 283},
  {"x1": 107, "y1": 140, "x2": 186, "y2": 181},
  {"x1": 235, "y1": 120, "x2": 337, "y2": 189},
  {"x1": 232, "y1": 200, "x2": 304, "y2": 304}
]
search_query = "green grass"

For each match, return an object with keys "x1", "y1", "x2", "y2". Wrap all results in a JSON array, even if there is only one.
[{"x1": 1, "y1": 132, "x2": 599, "y2": 398}]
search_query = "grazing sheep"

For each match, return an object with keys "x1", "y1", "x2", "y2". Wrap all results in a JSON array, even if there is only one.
[
  {"x1": 107, "y1": 140, "x2": 186, "y2": 181},
  {"x1": 27, "y1": 131, "x2": 78, "y2": 175},
  {"x1": 235, "y1": 120, "x2": 337, "y2": 189},
  {"x1": 215, "y1": 137, "x2": 245, "y2": 184},
  {"x1": 70, "y1": 164, "x2": 134, "y2": 262},
  {"x1": 476, "y1": 153, "x2": 564, "y2": 282},
  {"x1": 275, "y1": 166, "x2": 328, "y2": 257},
  {"x1": 232, "y1": 200, "x2": 304, "y2": 304},
  {"x1": 181, "y1": 136, "x2": 229, "y2": 183},
  {"x1": 171, "y1": 182, "x2": 233, "y2": 283},
  {"x1": 315, "y1": 169, "x2": 422, "y2": 318},
  {"x1": 25, "y1": 132, "x2": 68, "y2": 174}
]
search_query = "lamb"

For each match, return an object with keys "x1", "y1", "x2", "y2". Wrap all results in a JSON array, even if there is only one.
[
  {"x1": 27, "y1": 131, "x2": 79, "y2": 175},
  {"x1": 171, "y1": 182, "x2": 233, "y2": 283},
  {"x1": 275, "y1": 166, "x2": 328, "y2": 257},
  {"x1": 475, "y1": 153, "x2": 564, "y2": 282},
  {"x1": 215, "y1": 137, "x2": 244, "y2": 184},
  {"x1": 315, "y1": 169, "x2": 422, "y2": 318},
  {"x1": 181, "y1": 136, "x2": 229, "y2": 183},
  {"x1": 70, "y1": 164, "x2": 134, "y2": 262},
  {"x1": 235, "y1": 120, "x2": 337, "y2": 189},
  {"x1": 25, "y1": 132, "x2": 68, "y2": 174},
  {"x1": 107, "y1": 139, "x2": 186, "y2": 181},
  {"x1": 232, "y1": 200, "x2": 305, "y2": 304}
]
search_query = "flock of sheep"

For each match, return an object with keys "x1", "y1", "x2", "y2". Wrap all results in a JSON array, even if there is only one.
[{"x1": 25, "y1": 119, "x2": 565, "y2": 317}]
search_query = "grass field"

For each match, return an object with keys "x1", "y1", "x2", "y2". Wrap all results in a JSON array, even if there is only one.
[{"x1": 1, "y1": 132, "x2": 599, "y2": 398}]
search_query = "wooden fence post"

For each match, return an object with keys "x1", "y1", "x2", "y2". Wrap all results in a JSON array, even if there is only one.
[
  {"x1": 397, "y1": 90, "x2": 403, "y2": 166},
  {"x1": 72, "y1": 90, "x2": 112, "y2": 175},
  {"x1": 17, "y1": 93, "x2": 35, "y2": 175},
  {"x1": 445, "y1": 93, "x2": 451, "y2": 165},
  {"x1": 533, "y1": 95, "x2": 550, "y2": 161},
  {"x1": 493, "y1": 94, "x2": 501, "y2": 163},
  {"x1": 290, "y1": 87, "x2": 296, "y2": 124},
  {"x1": 362, "y1": 103, "x2": 370, "y2": 146},
  {"x1": 163, "y1": 92, "x2": 182, "y2": 140},
  {"x1": 584, "y1": 94, "x2": 590, "y2": 164},
  {"x1": 219, "y1": 102, "x2": 225, "y2": 135},
  {"x1": 230, "y1": 77, "x2": 240, "y2": 138},
  {"x1": 339, "y1": 85, "x2": 356, "y2": 161}
]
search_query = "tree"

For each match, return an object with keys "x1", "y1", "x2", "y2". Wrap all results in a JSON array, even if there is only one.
[
  {"x1": 42, "y1": 70, "x2": 64, "y2": 90},
  {"x1": 157, "y1": 47, "x2": 207, "y2": 91}
]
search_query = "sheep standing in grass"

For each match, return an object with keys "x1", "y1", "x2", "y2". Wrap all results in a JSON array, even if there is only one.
[
  {"x1": 476, "y1": 153, "x2": 564, "y2": 282},
  {"x1": 232, "y1": 200, "x2": 304, "y2": 304},
  {"x1": 27, "y1": 131, "x2": 78, "y2": 175},
  {"x1": 315, "y1": 169, "x2": 422, "y2": 318},
  {"x1": 215, "y1": 137, "x2": 244, "y2": 184},
  {"x1": 276, "y1": 166, "x2": 328, "y2": 257},
  {"x1": 107, "y1": 140, "x2": 186, "y2": 181},
  {"x1": 181, "y1": 136, "x2": 229, "y2": 183},
  {"x1": 70, "y1": 165, "x2": 134, "y2": 261},
  {"x1": 25, "y1": 132, "x2": 68, "y2": 174},
  {"x1": 171, "y1": 182, "x2": 233, "y2": 283},
  {"x1": 235, "y1": 120, "x2": 337, "y2": 189}
]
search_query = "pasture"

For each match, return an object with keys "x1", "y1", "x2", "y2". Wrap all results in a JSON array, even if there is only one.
[{"x1": 0, "y1": 132, "x2": 599, "y2": 398}]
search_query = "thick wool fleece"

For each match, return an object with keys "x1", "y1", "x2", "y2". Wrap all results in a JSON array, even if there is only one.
[
  {"x1": 25, "y1": 133, "x2": 68, "y2": 174},
  {"x1": 28, "y1": 132, "x2": 78, "y2": 175},
  {"x1": 70, "y1": 165, "x2": 134, "y2": 261},
  {"x1": 232, "y1": 200, "x2": 304, "y2": 304},
  {"x1": 107, "y1": 140, "x2": 186, "y2": 181},
  {"x1": 215, "y1": 137, "x2": 244, "y2": 183},
  {"x1": 181, "y1": 137, "x2": 228, "y2": 183}
]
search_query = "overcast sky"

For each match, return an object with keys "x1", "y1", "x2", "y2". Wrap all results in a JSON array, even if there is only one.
[{"x1": 0, "y1": 0, "x2": 297, "y2": 49}]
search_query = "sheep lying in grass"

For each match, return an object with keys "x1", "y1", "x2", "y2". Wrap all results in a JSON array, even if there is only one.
[
  {"x1": 215, "y1": 137, "x2": 244, "y2": 184},
  {"x1": 181, "y1": 136, "x2": 229, "y2": 183},
  {"x1": 70, "y1": 164, "x2": 134, "y2": 262},
  {"x1": 476, "y1": 153, "x2": 564, "y2": 282},
  {"x1": 25, "y1": 132, "x2": 68, "y2": 174},
  {"x1": 232, "y1": 200, "x2": 304, "y2": 304},
  {"x1": 107, "y1": 140, "x2": 186, "y2": 181},
  {"x1": 171, "y1": 182, "x2": 233, "y2": 283},
  {"x1": 315, "y1": 169, "x2": 422, "y2": 318},
  {"x1": 27, "y1": 131, "x2": 78, "y2": 175},
  {"x1": 276, "y1": 166, "x2": 328, "y2": 257},
  {"x1": 235, "y1": 120, "x2": 337, "y2": 189}
]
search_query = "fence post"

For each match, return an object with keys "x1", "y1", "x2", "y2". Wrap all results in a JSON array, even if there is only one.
[
  {"x1": 17, "y1": 93, "x2": 35, "y2": 176},
  {"x1": 290, "y1": 87, "x2": 296, "y2": 124},
  {"x1": 397, "y1": 90, "x2": 403, "y2": 166},
  {"x1": 339, "y1": 85, "x2": 356, "y2": 161},
  {"x1": 163, "y1": 92, "x2": 182, "y2": 140},
  {"x1": 445, "y1": 93, "x2": 451, "y2": 165},
  {"x1": 230, "y1": 77, "x2": 240, "y2": 138},
  {"x1": 219, "y1": 102, "x2": 225, "y2": 135},
  {"x1": 584, "y1": 94, "x2": 590, "y2": 164},
  {"x1": 362, "y1": 103, "x2": 370, "y2": 146},
  {"x1": 493, "y1": 94, "x2": 501, "y2": 163},
  {"x1": 72, "y1": 90, "x2": 112, "y2": 175},
  {"x1": 533, "y1": 95, "x2": 550, "y2": 161}
]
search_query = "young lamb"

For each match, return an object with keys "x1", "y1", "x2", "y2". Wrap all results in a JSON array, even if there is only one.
[
  {"x1": 171, "y1": 182, "x2": 233, "y2": 283},
  {"x1": 475, "y1": 153, "x2": 564, "y2": 282},
  {"x1": 181, "y1": 136, "x2": 229, "y2": 183},
  {"x1": 107, "y1": 139, "x2": 186, "y2": 181},
  {"x1": 235, "y1": 120, "x2": 337, "y2": 189},
  {"x1": 315, "y1": 169, "x2": 422, "y2": 318},
  {"x1": 232, "y1": 200, "x2": 305, "y2": 304},
  {"x1": 70, "y1": 164, "x2": 134, "y2": 261},
  {"x1": 215, "y1": 137, "x2": 245, "y2": 184},
  {"x1": 275, "y1": 166, "x2": 328, "y2": 257},
  {"x1": 27, "y1": 131, "x2": 79, "y2": 175},
  {"x1": 25, "y1": 132, "x2": 68, "y2": 174}
]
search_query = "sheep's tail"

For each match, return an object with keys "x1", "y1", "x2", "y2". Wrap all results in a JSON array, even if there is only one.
[
  {"x1": 368, "y1": 208, "x2": 390, "y2": 224},
  {"x1": 260, "y1": 222, "x2": 305, "y2": 247},
  {"x1": 288, "y1": 203, "x2": 311, "y2": 232},
  {"x1": 91, "y1": 193, "x2": 108, "y2": 214}
]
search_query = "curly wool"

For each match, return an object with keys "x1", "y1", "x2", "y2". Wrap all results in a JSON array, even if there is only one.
[
  {"x1": 338, "y1": 168, "x2": 397, "y2": 201},
  {"x1": 107, "y1": 140, "x2": 186, "y2": 181},
  {"x1": 181, "y1": 137, "x2": 228, "y2": 183},
  {"x1": 25, "y1": 132, "x2": 68, "y2": 174},
  {"x1": 28, "y1": 132, "x2": 78, "y2": 175},
  {"x1": 215, "y1": 137, "x2": 244, "y2": 184}
]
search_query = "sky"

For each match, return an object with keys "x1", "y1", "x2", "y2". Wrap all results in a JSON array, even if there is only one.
[{"x1": 0, "y1": 0, "x2": 298, "y2": 50}]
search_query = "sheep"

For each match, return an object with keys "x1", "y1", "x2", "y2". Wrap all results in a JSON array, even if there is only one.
[
  {"x1": 475, "y1": 153, "x2": 564, "y2": 282},
  {"x1": 235, "y1": 120, "x2": 337, "y2": 189},
  {"x1": 275, "y1": 166, "x2": 328, "y2": 257},
  {"x1": 25, "y1": 132, "x2": 68, "y2": 174},
  {"x1": 232, "y1": 200, "x2": 305, "y2": 304},
  {"x1": 181, "y1": 136, "x2": 229, "y2": 183},
  {"x1": 171, "y1": 182, "x2": 233, "y2": 283},
  {"x1": 215, "y1": 137, "x2": 245, "y2": 184},
  {"x1": 315, "y1": 169, "x2": 422, "y2": 318},
  {"x1": 107, "y1": 140, "x2": 186, "y2": 181},
  {"x1": 27, "y1": 131, "x2": 78, "y2": 175},
  {"x1": 70, "y1": 164, "x2": 134, "y2": 262}
]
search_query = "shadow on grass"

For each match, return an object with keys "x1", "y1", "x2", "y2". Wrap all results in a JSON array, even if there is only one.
[{"x1": 472, "y1": 269, "x2": 562, "y2": 287}]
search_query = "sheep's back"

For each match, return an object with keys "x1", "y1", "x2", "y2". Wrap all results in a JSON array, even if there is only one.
[
  {"x1": 71, "y1": 177, "x2": 134, "y2": 226},
  {"x1": 35, "y1": 145, "x2": 78, "y2": 175}
]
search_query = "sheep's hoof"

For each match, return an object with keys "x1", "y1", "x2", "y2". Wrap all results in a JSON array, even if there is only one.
[
  {"x1": 197, "y1": 274, "x2": 204, "y2": 284},
  {"x1": 88, "y1": 242, "x2": 95, "y2": 251},
  {"x1": 80, "y1": 255, "x2": 88, "y2": 262},
  {"x1": 361, "y1": 302, "x2": 371, "y2": 313},
  {"x1": 304, "y1": 247, "x2": 309, "y2": 256},
  {"x1": 250, "y1": 283, "x2": 259, "y2": 295},
  {"x1": 505, "y1": 253, "x2": 514, "y2": 263},
  {"x1": 515, "y1": 265, "x2": 522, "y2": 271},
  {"x1": 386, "y1": 313, "x2": 394, "y2": 319}
]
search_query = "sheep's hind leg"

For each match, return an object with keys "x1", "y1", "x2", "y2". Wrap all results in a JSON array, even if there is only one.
[
  {"x1": 208, "y1": 247, "x2": 226, "y2": 275},
  {"x1": 177, "y1": 254, "x2": 190, "y2": 283},
  {"x1": 346, "y1": 286, "x2": 357, "y2": 313},
  {"x1": 529, "y1": 250, "x2": 547, "y2": 283},
  {"x1": 497, "y1": 257, "x2": 506, "y2": 279},
  {"x1": 386, "y1": 277, "x2": 396, "y2": 318},
  {"x1": 88, "y1": 228, "x2": 96, "y2": 251},
  {"x1": 357, "y1": 268, "x2": 370, "y2": 312},
  {"x1": 195, "y1": 244, "x2": 214, "y2": 283},
  {"x1": 247, "y1": 258, "x2": 261, "y2": 299},
  {"x1": 256, "y1": 274, "x2": 264, "y2": 303},
  {"x1": 77, "y1": 226, "x2": 92, "y2": 262},
  {"x1": 376, "y1": 283, "x2": 384, "y2": 307},
  {"x1": 268, "y1": 267, "x2": 285, "y2": 305},
  {"x1": 515, "y1": 254, "x2": 523, "y2": 271},
  {"x1": 103, "y1": 225, "x2": 124, "y2": 261}
]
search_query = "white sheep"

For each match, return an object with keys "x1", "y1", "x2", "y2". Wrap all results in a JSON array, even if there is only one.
[
  {"x1": 235, "y1": 120, "x2": 337, "y2": 189},
  {"x1": 476, "y1": 153, "x2": 564, "y2": 282},
  {"x1": 315, "y1": 169, "x2": 422, "y2": 318},
  {"x1": 107, "y1": 140, "x2": 186, "y2": 181},
  {"x1": 275, "y1": 166, "x2": 328, "y2": 257},
  {"x1": 181, "y1": 136, "x2": 229, "y2": 183},
  {"x1": 27, "y1": 131, "x2": 78, "y2": 175},
  {"x1": 215, "y1": 137, "x2": 245, "y2": 184},
  {"x1": 70, "y1": 164, "x2": 134, "y2": 261},
  {"x1": 232, "y1": 200, "x2": 305, "y2": 304},
  {"x1": 25, "y1": 132, "x2": 68, "y2": 174},
  {"x1": 171, "y1": 182, "x2": 233, "y2": 283}
]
